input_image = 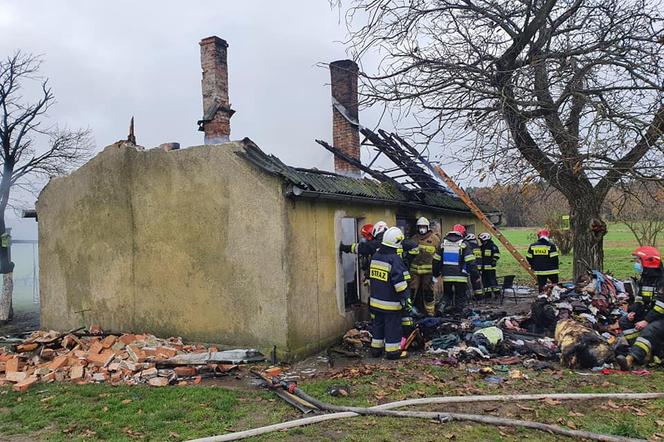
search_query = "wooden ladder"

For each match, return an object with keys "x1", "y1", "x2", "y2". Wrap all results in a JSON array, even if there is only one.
[{"x1": 432, "y1": 165, "x2": 536, "y2": 280}]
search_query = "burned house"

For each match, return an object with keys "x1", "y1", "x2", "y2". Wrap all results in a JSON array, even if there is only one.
[{"x1": 36, "y1": 36, "x2": 487, "y2": 359}]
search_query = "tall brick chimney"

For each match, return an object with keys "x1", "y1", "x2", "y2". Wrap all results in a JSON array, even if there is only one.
[
  {"x1": 198, "y1": 36, "x2": 235, "y2": 144},
  {"x1": 330, "y1": 60, "x2": 361, "y2": 177}
]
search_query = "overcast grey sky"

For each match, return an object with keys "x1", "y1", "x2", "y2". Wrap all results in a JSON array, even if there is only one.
[{"x1": 0, "y1": 0, "x2": 394, "y2": 173}]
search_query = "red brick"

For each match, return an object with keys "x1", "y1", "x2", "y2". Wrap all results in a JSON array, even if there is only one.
[
  {"x1": 193, "y1": 376, "x2": 202, "y2": 385},
  {"x1": 88, "y1": 341, "x2": 103, "y2": 355},
  {"x1": 50, "y1": 355, "x2": 69, "y2": 370},
  {"x1": 119, "y1": 334, "x2": 136, "y2": 345},
  {"x1": 5, "y1": 357, "x2": 19, "y2": 373},
  {"x1": 6, "y1": 371, "x2": 28, "y2": 383},
  {"x1": 41, "y1": 372, "x2": 57, "y2": 382},
  {"x1": 148, "y1": 377, "x2": 169, "y2": 387},
  {"x1": 101, "y1": 335, "x2": 117, "y2": 349},
  {"x1": 126, "y1": 346, "x2": 146, "y2": 363},
  {"x1": 174, "y1": 367, "x2": 197, "y2": 377},
  {"x1": 69, "y1": 366, "x2": 85, "y2": 380},
  {"x1": 0, "y1": 362, "x2": 4, "y2": 373},
  {"x1": 12, "y1": 376, "x2": 38, "y2": 392},
  {"x1": 16, "y1": 343, "x2": 39, "y2": 352},
  {"x1": 156, "y1": 347, "x2": 177, "y2": 359},
  {"x1": 87, "y1": 351, "x2": 115, "y2": 367}
]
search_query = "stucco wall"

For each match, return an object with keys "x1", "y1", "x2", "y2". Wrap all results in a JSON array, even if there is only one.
[{"x1": 38, "y1": 142, "x2": 289, "y2": 349}]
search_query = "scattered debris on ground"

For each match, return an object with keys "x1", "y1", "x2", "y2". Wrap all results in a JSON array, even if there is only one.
[{"x1": 0, "y1": 326, "x2": 264, "y2": 392}]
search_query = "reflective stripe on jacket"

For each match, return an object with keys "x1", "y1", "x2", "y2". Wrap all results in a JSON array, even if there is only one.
[
  {"x1": 369, "y1": 246, "x2": 411, "y2": 312},
  {"x1": 526, "y1": 238, "x2": 559, "y2": 276}
]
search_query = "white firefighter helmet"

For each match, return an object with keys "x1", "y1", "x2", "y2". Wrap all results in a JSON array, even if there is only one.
[
  {"x1": 479, "y1": 232, "x2": 491, "y2": 242},
  {"x1": 416, "y1": 217, "x2": 430, "y2": 228},
  {"x1": 382, "y1": 227, "x2": 405, "y2": 248},
  {"x1": 372, "y1": 221, "x2": 388, "y2": 238},
  {"x1": 465, "y1": 233, "x2": 476, "y2": 241}
]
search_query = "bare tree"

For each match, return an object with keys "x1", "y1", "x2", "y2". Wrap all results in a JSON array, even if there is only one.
[
  {"x1": 609, "y1": 181, "x2": 664, "y2": 246},
  {"x1": 336, "y1": 0, "x2": 664, "y2": 279},
  {"x1": 0, "y1": 52, "x2": 92, "y2": 322}
]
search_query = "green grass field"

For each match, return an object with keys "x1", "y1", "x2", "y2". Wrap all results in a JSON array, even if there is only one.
[
  {"x1": 1, "y1": 363, "x2": 663, "y2": 441},
  {"x1": 495, "y1": 223, "x2": 664, "y2": 285}
]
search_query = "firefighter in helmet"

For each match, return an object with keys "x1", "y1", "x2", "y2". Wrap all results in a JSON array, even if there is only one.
[
  {"x1": 464, "y1": 233, "x2": 484, "y2": 300},
  {"x1": 479, "y1": 232, "x2": 501, "y2": 300},
  {"x1": 368, "y1": 227, "x2": 411, "y2": 359},
  {"x1": 408, "y1": 217, "x2": 440, "y2": 316},
  {"x1": 432, "y1": 224, "x2": 479, "y2": 313},
  {"x1": 617, "y1": 246, "x2": 664, "y2": 370},
  {"x1": 526, "y1": 228, "x2": 560, "y2": 292}
]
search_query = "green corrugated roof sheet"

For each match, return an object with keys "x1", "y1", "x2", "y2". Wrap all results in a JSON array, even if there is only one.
[{"x1": 237, "y1": 139, "x2": 476, "y2": 213}]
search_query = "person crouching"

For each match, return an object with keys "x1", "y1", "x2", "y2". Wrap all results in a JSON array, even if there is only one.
[{"x1": 369, "y1": 227, "x2": 411, "y2": 360}]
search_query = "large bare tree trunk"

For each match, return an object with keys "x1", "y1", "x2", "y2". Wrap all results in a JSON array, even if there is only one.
[
  {"x1": 570, "y1": 198, "x2": 606, "y2": 281},
  {"x1": 0, "y1": 272, "x2": 12, "y2": 322}
]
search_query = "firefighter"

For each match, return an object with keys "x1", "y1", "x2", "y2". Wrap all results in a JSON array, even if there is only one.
[
  {"x1": 368, "y1": 227, "x2": 411, "y2": 360},
  {"x1": 408, "y1": 217, "x2": 440, "y2": 316},
  {"x1": 526, "y1": 228, "x2": 560, "y2": 292},
  {"x1": 340, "y1": 221, "x2": 416, "y2": 281},
  {"x1": 616, "y1": 246, "x2": 664, "y2": 370},
  {"x1": 432, "y1": 224, "x2": 479, "y2": 313},
  {"x1": 465, "y1": 233, "x2": 484, "y2": 301},
  {"x1": 479, "y1": 232, "x2": 501, "y2": 300},
  {"x1": 618, "y1": 246, "x2": 664, "y2": 346}
]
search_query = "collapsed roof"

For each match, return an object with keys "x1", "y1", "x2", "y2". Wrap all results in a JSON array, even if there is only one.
[{"x1": 238, "y1": 137, "x2": 490, "y2": 216}]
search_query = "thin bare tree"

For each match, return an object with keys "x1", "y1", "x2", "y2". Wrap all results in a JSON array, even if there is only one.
[
  {"x1": 0, "y1": 52, "x2": 92, "y2": 322},
  {"x1": 336, "y1": 0, "x2": 664, "y2": 279}
]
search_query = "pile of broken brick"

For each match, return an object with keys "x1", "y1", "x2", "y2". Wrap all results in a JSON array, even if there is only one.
[{"x1": 0, "y1": 326, "x2": 264, "y2": 392}]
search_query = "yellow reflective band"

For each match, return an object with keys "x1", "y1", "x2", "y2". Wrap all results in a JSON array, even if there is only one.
[
  {"x1": 482, "y1": 266, "x2": 495, "y2": 270},
  {"x1": 534, "y1": 269, "x2": 560, "y2": 276},
  {"x1": 526, "y1": 253, "x2": 533, "y2": 258},
  {"x1": 445, "y1": 277, "x2": 468, "y2": 283},
  {"x1": 635, "y1": 341, "x2": 651, "y2": 355},
  {"x1": 654, "y1": 303, "x2": 664, "y2": 314},
  {"x1": 371, "y1": 260, "x2": 392, "y2": 271},
  {"x1": 408, "y1": 249, "x2": 419, "y2": 255},
  {"x1": 371, "y1": 339, "x2": 384, "y2": 348},
  {"x1": 550, "y1": 252, "x2": 559, "y2": 257},
  {"x1": 395, "y1": 281, "x2": 408, "y2": 293},
  {"x1": 401, "y1": 318, "x2": 413, "y2": 326},
  {"x1": 369, "y1": 298, "x2": 402, "y2": 311},
  {"x1": 351, "y1": 243, "x2": 358, "y2": 253},
  {"x1": 433, "y1": 253, "x2": 441, "y2": 261},
  {"x1": 385, "y1": 342, "x2": 401, "y2": 352},
  {"x1": 420, "y1": 245, "x2": 437, "y2": 253},
  {"x1": 464, "y1": 255, "x2": 475, "y2": 262}
]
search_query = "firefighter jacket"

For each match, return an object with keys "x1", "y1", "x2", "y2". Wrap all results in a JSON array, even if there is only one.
[
  {"x1": 629, "y1": 268, "x2": 664, "y2": 323},
  {"x1": 351, "y1": 237, "x2": 415, "y2": 282},
  {"x1": 432, "y1": 232, "x2": 479, "y2": 283},
  {"x1": 408, "y1": 231, "x2": 440, "y2": 275},
  {"x1": 368, "y1": 246, "x2": 411, "y2": 313},
  {"x1": 526, "y1": 238, "x2": 559, "y2": 276},
  {"x1": 480, "y1": 239, "x2": 501, "y2": 271},
  {"x1": 466, "y1": 239, "x2": 482, "y2": 264}
]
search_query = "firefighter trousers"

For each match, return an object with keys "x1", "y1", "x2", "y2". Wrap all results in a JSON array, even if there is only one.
[
  {"x1": 410, "y1": 273, "x2": 435, "y2": 315},
  {"x1": 536, "y1": 274, "x2": 559, "y2": 292},
  {"x1": 441, "y1": 282, "x2": 469, "y2": 312},
  {"x1": 481, "y1": 269, "x2": 499, "y2": 298},
  {"x1": 630, "y1": 318, "x2": 664, "y2": 364},
  {"x1": 370, "y1": 310, "x2": 403, "y2": 359},
  {"x1": 619, "y1": 315, "x2": 643, "y2": 344}
]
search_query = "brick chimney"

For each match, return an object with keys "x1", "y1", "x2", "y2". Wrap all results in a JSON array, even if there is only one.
[
  {"x1": 330, "y1": 60, "x2": 361, "y2": 177},
  {"x1": 198, "y1": 36, "x2": 235, "y2": 144}
]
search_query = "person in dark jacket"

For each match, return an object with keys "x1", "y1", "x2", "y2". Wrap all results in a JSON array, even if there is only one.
[
  {"x1": 479, "y1": 232, "x2": 501, "y2": 300},
  {"x1": 465, "y1": 233, "x2": 484, "y2": 300},
  {"x1": 432, "y1": 224, "x2": 479, "y2": 313},
  {"x1": 526, "y1": 228, "x2": 560, "y2": 292},
  {"x1": 340, "y1": 220, "x2": 417, "y2": 281},
  {"x1": 368, "y1": 227, "x2": 411, "y2": 360},
  {"x1": 617, "y1": 247, "x2": 664, "y2": 370}
]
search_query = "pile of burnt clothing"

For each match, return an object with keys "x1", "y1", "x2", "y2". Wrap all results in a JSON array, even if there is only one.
[
  {"x1": 522, "y1": 271, "x2": 632, "y2": 336},
  {"x1": 421, "y1": 309, "x2": 559, "y2": 362}
]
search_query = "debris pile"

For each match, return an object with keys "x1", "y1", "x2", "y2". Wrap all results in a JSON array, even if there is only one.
[
  {"x1": 337, "y1": 272, "x2": 650, "y2": 370},
  {"x1": 0, "y1": 327, "x2": 264, "y2": 392}
]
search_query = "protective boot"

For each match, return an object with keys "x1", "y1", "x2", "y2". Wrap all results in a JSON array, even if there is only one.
[
  {"x1": 425, "y1": 301, "x2": 436, "y2": 317},
  {"x1": 616, "y1": 354, "x2": 635, "y2": 371}
]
